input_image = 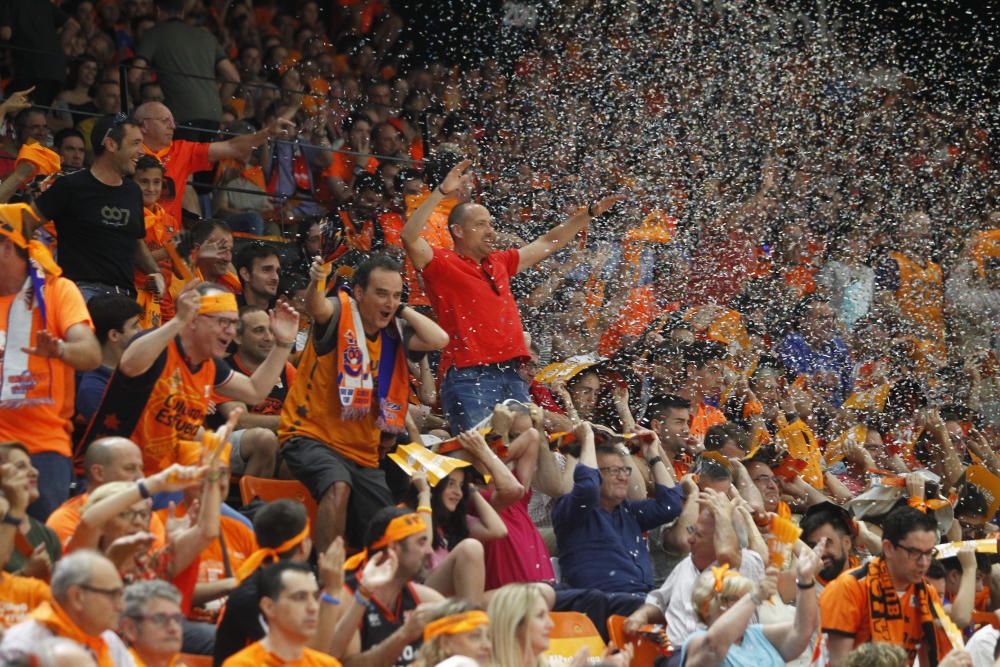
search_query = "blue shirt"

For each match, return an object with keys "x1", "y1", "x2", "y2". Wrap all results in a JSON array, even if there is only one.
[
  {"x1": 76, "y1": 364, "x2": 113, "y2": 422},
  {"x1": 680, "y1": 624, "x2": 783, "y2": 667},
  {"x1": 776, "y1": 331, "x2": 853, "y2": 406},
  {"x1": 551, "y1": 463, "x2": 684, "y2": 594}
]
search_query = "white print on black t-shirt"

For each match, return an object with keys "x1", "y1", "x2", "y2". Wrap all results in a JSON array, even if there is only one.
[{"x1": 100, "y1": 205, "x2": 131, "y2": 227}]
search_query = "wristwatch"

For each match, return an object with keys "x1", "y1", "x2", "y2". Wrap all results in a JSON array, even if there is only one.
[{"x1": 1, "y1": 513, "x2": 24, "y2": 528}]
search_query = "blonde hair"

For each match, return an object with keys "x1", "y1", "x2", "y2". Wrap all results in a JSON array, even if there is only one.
[
  {"x1": 414, "y1": 599, "x2": 485, "y2": 667},
  {"x1": 843, "y1": 642, "x2": 908, "y2": 667},
  {"x1": 83, "y1": 481, "x2": 136, "y2": 509},
  {"x1": 691, "y1": 568, "x2": 754, "y2": 623},
  {"x1": 488, "y1": 583, "x2": 546, "y2": 667}
]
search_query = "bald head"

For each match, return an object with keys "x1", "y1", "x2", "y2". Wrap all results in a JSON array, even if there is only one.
[
  {"x1": 447, "y1": 203, "x2": 495, "y2": 261},
  {"x1": 84, "y1": 437, "x2": 144, "y2": 485},
  {"x1": 133, "y1": 101, "x2": 175, "y2": 150}
]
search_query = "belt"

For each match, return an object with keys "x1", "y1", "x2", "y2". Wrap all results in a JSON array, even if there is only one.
[{"x1": 75, "y1": 281, "x2": 137, "y2": 297}]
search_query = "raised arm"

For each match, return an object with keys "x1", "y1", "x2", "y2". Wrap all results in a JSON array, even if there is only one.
[
  {"x1": 763, "y1": 541, "x2": 824, "y2": 660},
  {"x1": 400, "y1": 159, "x2": 471, "y2": 270},
  {"x1": 207, "y1": 117, "x2": 294, "y2": 163},
  {"x1": 516, "y1": 195, "x2": 624, "y2": 273},
  {"x1": 459, "y1": 429, "x2": 524, "y2": 512},
  {"x1": 685, "y1": 573, "x2": 778, "y2": 667},
  {"x1": 119, "y1": 283, "x2": 200, "y2": 377},
  {"x1": 217, "y1": 302, "x2": 297, "y2": 405},
  {"x1": 397, "y1": 306, "x2": 449, "y2": 352}
]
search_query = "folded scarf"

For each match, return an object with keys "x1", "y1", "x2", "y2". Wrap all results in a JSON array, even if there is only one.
[{"x1": 32, "y1": 600, "x2": 113, "y2": 667}]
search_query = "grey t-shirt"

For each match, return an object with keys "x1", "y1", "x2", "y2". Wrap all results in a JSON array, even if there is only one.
[{"x1": 136, "y1": 19, "x2": 226, "y2": 123}]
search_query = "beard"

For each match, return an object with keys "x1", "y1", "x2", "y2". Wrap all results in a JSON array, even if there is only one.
[{"x1": 819, "y1": 554, "x2": 848, "y2": 582}]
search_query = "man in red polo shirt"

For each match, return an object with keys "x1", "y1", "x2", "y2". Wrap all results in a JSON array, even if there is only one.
[
  {"x1": 401, "y1": 159, "x2": 622, "y2": 430},
  {"x1": 133, "y1": 101, "x2": 292, "y2": 222}
]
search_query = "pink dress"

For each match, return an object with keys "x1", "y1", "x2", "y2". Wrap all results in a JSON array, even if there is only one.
[{"x1": 477, "y1": 479, "x2": 554, "y2": 589}]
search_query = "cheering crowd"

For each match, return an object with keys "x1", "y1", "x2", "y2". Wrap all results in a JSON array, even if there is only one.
[{"x1": 1, "y1": 0, "x2": 1000, "y2": 666}]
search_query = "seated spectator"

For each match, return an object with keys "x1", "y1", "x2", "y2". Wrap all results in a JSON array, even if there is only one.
[
  {"x1": 51, "y1": 55, "x2": 99, "y2": 130},
  {"x1": 0, "y1": 444, "x2": 61, "y2": 580},
  {"x1": 318, "y1": 113, "x2": 377, "y2": 206},
  {"x1": 213, "y1": 500, "x2": 313, "y2": 666},
  {"x1": 0, "y1": 550, "x2": 135, "y2": 667},
  {"x1": 220, "y1": 561, "x2": 343, "y2": 667},
  {"x1": 0, "y1": 203, "x2": 101, "y2": 520},
  {"x1": 336, "y1": 506, "x2": 444, "y2": 665},
  {"x1": 625, "y1": 488, "x2": 766, "y2": 649},
  {"x1": 819, "y1": 505, "x2": 955, "y2": 666},
  {"x1": 679, "y1": 541, "x2": 824, "y2": 667},
  {"x1": 53, "y1": 128, "x2": 87, "y2": 172},
  {"x1": 46, "y1": 438, "x2": 162, "y2": 550},
  {"x1": 186, "y1": 221, "x2": 240, "y2": 293},
  {"x1": 234, "y1": 243, "x2": 280, "y2": 309},
  {"x1": 413, "y1": 599, "x2": 491, "y2": 667},
  {"x1": 119, "y1": 581, "x2": 185, "y2": 667},
  {"x1": 77, "y1": 81, "x2": 122, "y2": 155},
  {"x1": 551, "y1": 423, "x2": 684, "y2": 601},
  {"x1": 75, "y1": 296, "x2": 143, "y2": 424}
]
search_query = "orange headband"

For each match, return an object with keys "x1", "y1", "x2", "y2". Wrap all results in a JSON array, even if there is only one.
[
  {"x1": 711, "y1": 564, "x2": 738, "y2": 592},
  {"x1": 235, "y1": 521, "x2": 310, "y2": 582},
  {"x1": 907, "y1": 496, "x2": 950, "y2": 514},
  {"x1": 199, "y1": 292, "x2": 238, "y2": 315},
  {"x1": 343, "y1": 513, "x2": 426, "y2": 570},
  {"x1": 0, "y1": 203, "x2": 61, "y2": 277},
  {"x1": 423, "y1": 611, "x2": 490, "y2": 642}
]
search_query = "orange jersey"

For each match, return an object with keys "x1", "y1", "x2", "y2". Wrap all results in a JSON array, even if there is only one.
[
  {"x1": 689, "y1": 402, "x2": 727, "y2": 444},
  {"x1": 79, "y1": 336, "x2": 233, "y2": 475},
  {"x1": 278, "y1": 318, "x2": 383, "y2": 468},
  {"x1": 0, "y1": 571, "x2": 51, "y2": 629},
  {"x1": 890, "y1": 251, "x2": 945, "y2": 346},
  {"x1": 222, "y1": 641, "x2": 342, "y2": 667},
  {"x1": 0, "y1": 276, "x2": 93, "y2": 457}
]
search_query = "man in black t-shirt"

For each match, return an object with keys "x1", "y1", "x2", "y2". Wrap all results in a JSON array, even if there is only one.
[{"x1": 32, "y1": 114, "x2": 165, "y2": 302}]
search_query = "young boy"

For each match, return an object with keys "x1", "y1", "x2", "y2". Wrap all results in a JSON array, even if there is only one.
[{"x1": 133, "y1": 155, "x2": 179, "y2": 324}]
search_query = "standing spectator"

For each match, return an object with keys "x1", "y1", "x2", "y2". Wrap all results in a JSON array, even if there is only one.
[
  {"x1": 51, "y1": 56, "x2": 99, "y2": 130},
  {"x1": 776, "y1": 296, "x2": 853, "y2": 407},
  {"x1": 130, "y1": 0, "x2": 240, "y2": 133},
  {"x1": 32, "y1": 115, "x2": 165, "y2": 303},
  {"x1": 816, "y1": 227, "x2": 876, "y2": 331},
  {"x1": 401, "y1": 159, "x2": 622, "y2": 431},
  {"x1": 74, "y1": 296, "x2": 143, "y2": 423},
  {"x1": 0, "y1": 2, "x2": 76, "y2": 106},
  {"x1": 0, "y1": 550, "x2": 136, "y2": 667},
  {"x1": 279, "y1": 255, "x2": 448, "y2": 552},
  {"x1": 53, "y1": 129, "x2": 87, "y2": 172},
  {"x1": 680, "y1": 341, "x2": 729, "y2": 445},
  {"x1": 0, "y1": 204, "x2": 101, "y2": 520},
  {"x1": 133, "y1": 102, "x2": 292, "y2": 224},
  {"x1": 77, "y1": 82, "x2": 123, "y2": 155}
]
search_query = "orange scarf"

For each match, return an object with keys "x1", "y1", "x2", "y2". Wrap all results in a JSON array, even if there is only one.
[
  {"x1": 32, "y1": 601, "x2": 113, "y2": 667},
  {"x1": 334, "y1": 289, "x2": 408, "y2": 433}
]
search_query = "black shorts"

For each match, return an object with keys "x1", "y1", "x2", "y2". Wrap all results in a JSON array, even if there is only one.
[{"x1": 281, "y1": 437, "x2": 392, "y2": 548}]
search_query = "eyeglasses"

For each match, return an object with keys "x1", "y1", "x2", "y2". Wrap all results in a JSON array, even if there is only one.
[
  {"x1": 143, "y1": 115, "x2": 173, "y2": 125},
  {"x1": 79, "y1": 584, "x2": 125, "y2": 600},
  {"x1": 751, "y1": 474, "x2": 779, "y2": 486},
  {"x1": 892, "y1": 543, "x2": 938, "y2": 562},
  {"x1": 129, "y1": 612, "x2": 185, "y2": 627},
  {"x1": 599, "y1": 466, "x2": 633, "y2": 478},
  {"x1": 118, "y1": 508, "x2": 152, "y2": 523},
  {"x1": 201, "y1": 314, "x2": 240, "y2": 331}
]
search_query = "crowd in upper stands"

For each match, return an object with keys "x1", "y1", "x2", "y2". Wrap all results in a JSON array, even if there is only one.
[{"x1": 0, "y1": 0, "x2": 999, "y2": 666}]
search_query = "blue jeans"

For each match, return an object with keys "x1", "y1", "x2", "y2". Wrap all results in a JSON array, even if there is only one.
[
  {"x1": 440, "y1": 362, "x2": 530, "y2": 433},
  {"x1": 28, "y1": 452, "x2": 73, "y2": 521}
]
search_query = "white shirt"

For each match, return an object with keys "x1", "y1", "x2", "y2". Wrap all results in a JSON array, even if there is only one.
[
  {"x1": 0, "y1": 619, "x2": 136, "y2": 667},
  {"x1": 644, "y1": 550, "x2": 766, "y2": 646},
  {"x1": 966, "y1": 625, "x2": 1000, "y2": 667}
]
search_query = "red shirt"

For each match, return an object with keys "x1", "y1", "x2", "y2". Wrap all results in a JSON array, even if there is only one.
[
  {"x1": 144, "y1": 140, "x2": 212, "y2": 223},
  {"x1": 421, "y1": 247, "x2": 528, "y2": 370}
]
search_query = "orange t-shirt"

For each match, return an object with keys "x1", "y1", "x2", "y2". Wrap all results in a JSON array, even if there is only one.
[
  {"x1": 47, "y1": 492, "x2": 167, "y2": 549},
  {"x1": 0, "y1": 276, "x2": 93, "y2": 457},
  {"x1": 322, "y1": 152, "x2": 379, "y2": 185},
  {"x1": 278, "y1": 317, "x2": 383, "y2": 468},
  {"x1": 222, "y1": 641, "x2": 342, "y2": 667},
  {"x1": 689, "y1": 402, "x2": 727, "y2": 445},
  {"x1": 0, "y1": 571, "x2": 51, "y2": 629},
  {"x1": 819, "y1": 562, "x2": 951, "y2": 664},
  {"x1": 143, "y1": 140, "x2": 212, "y2": 224}
]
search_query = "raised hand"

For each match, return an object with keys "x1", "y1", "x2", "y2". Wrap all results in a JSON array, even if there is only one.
[
  {"x1": 588, "y1": 194, "x2": 626, "y2": 217},
  {"x1": 362, "y1": 549, "x2": 398, "y2": 589},
  {"x1": 794, "y1": 538, "x2": 825, "y2": 584},
  {"x1": 490, "y1": 403, "x2": 515, "y2": 438},
  {"x1": 0, "y1": 87, "x2": 35, "y2": 115},
  {"x1": 318, "y1": 536, "x2": 345, "y2": 592},
  {"x1": 438, "y1": 159, "x2": 473, "y2": 197},
  {"x1": 411, "y1": 470, "x2": 430, "y2": 495},
  {"x1": 309, "y1": 255, "x2": 330, "y2": 284},
  {"x1": 174, "y1": 280, "x2": 203, "y2": 325},
  {"x1": 457, "y1": 429, "x2": 491, "y2": 458},
  {"x1": 269, "y1": 300, "x2": 300, "y2": 346},
  {"x1": 151, "y1": 464, "x2": 207, "y2": 493}
]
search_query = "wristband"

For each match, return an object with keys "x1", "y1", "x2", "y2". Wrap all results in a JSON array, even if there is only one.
[
  {"x1": 136, "y1": 479, "x2": 151, "y2": 499},
  {"x1": 796, "y1": 579, "x2": 816, "y2": 590},
  {"x1": 354, "y1": 589, "x2": 371, "y2": 606},
  {"x1": 56, "y1": 339, "x2": 66, "y2": 359},
  {"x1": 416, "y1": 505, "x2": 432, "y2": 514},
  {"x1": 1, "y1": 513, "x2": 24, "y2": 528},
  {"x1": 320, "y1": 592, "x2": 340, "y2": 605},
  {"x1": 647, "y1": 456, "x2": 663, "y2": 468}
]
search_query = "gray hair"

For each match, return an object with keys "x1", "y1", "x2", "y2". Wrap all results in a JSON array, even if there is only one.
[
  {"x1": 50, "y1": 550, "x2": 106, "y2": 603},
  {"x1": 123, "y1": 580, "x2": 182, "y2": 618}
]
